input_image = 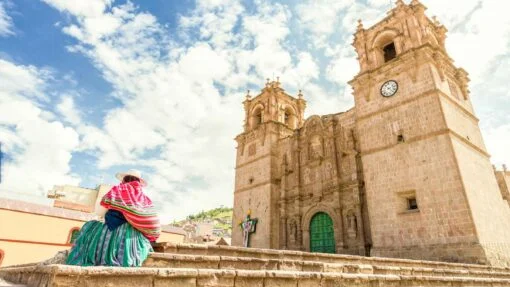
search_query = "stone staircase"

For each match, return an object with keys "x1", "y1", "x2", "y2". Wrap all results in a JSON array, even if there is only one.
[{"x1": 2, "y1": 243, "x2": 510, "y2": 286}]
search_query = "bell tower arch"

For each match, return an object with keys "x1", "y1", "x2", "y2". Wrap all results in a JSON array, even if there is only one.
[{"x1": 350, "y1": 0, "x2": 510, "y2": 265}]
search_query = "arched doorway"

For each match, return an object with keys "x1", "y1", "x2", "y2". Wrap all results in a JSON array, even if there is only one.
[{"x1": 309, "y1": 212, "x2": 336, "y2": 253}]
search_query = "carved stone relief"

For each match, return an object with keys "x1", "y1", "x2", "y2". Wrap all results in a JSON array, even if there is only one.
[
  {"x1": 346, "y1": 211, "x2": 358, "y2": 239},
  {"x1": 309, "y1": 135, "x2": 323, "y2": 161}
]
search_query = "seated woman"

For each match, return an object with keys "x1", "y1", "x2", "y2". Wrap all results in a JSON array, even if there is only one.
[{"x1": 66, "y1": 170, "x2": 161, "y2": 267}]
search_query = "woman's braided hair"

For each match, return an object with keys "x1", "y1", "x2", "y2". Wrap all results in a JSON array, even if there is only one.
[{"x1": 123, "y1": 175, "x2": 141, "y2": 183}]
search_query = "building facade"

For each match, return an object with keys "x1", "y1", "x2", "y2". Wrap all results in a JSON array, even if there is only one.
[
  {"x1": 232, "y1": 0, "x2": 510, "y2": 266},
  {"x1": 48, "y1": 184, "x2": 112, "y2": 213}
]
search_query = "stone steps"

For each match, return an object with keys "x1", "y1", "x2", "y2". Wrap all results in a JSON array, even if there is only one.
[
  {"x1": 144, "y1": 252, "x2": 510, "y2": 280},
  {"x1": 0, "y1": 277, "x2": 26, "y2": 287},
  {"x1": 154, "y1": 242, "x2": 510, "y2": 273},
  {"x1": 3, "y1": 243, "x2": 510, "y2": 286},
  {"x1": 3, "y1": 264, "x2": 510, "y2": 287}
]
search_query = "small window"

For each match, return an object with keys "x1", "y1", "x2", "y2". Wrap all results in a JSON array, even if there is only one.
[
  {"x1": 255, "y1": 112, "x2": 262, "y2": 125},
  {"x1": 407, "y1": 198, "x2": 418, "y2": 211},
  {"x1": 248, "y1": 177, "x2": 254, "y2": 184},
  {"x1": 284, "y1": 112, "x2": 290, "y2": 125},
  {"x1": 397, "y1": 190, "x2": 419, "y2": 214},
  {"x1": 397, "y1": 134, "x2": 405, "y2": 143},
  {"x1": 68, "y1": 228, "x2": 81, "y2": 244},
  {"x1": 252, "y1": 108, "x2": 263, "y2": 129},
  {"x1": 383, "y1": 42, "x2": 397, "y2": 62}
]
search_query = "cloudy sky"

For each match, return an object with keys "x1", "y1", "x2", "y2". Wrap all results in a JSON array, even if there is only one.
[{"x1": 0, "y1": 0, "x2": 508, "y2": 222}]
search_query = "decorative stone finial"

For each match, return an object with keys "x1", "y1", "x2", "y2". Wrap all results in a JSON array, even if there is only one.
[
  {"x1": 246, "y1": 90, "x2": 251, "y2": 100},
  {"x1": 504, "y1": 164, "x2": 508, "y2": 172},
  {"x1": 298, "y1": 89, "x2": 304, "y2": 99},
  {"x1": 357, "y1": 19, "x2": 363, "y2": 31},
  {"x1": 395, "y1": 0, "x2": 404, "y2": 7},
  {"x1": 410, "y1": 0, "x2": 427, "y2": 9},
  {"x1": 276, "y1": 76, "x2": 280, "y2": 83},
  {"x1": 432, "y1": 16, "x2": 440, "y2": 25}
]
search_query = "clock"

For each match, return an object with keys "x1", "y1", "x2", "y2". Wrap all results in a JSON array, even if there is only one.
[{"x1": 380, "y1": 80, "x2": 398, "y2": 97}]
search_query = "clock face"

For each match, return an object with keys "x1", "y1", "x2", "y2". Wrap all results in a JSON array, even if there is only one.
[{"x1": 380, "y1": 80, "x2": 398, "y2": 97}]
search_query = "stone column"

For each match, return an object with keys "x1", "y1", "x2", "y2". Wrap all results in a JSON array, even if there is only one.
[
  {"x1": 355, "y1": 203, "x2": 366, "y2": 256},
  {"x1": 280, "y1": 216, "x2": 287, "y2": 249}
]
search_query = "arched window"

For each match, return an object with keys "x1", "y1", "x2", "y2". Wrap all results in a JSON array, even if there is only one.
[
  {"x1": 0, "y1": 249, "x2": 4, "y2": 267},
  {"x1": 255, "y1": 111, "x2": 262, "y2": 125},
  {"x1": 383, "y1": 42, "x2": 397, "y2": 62},
  {"x1": 284, "y1": 111, "x2": 290, "y2": 125},
  {"x1": 67, "y1": 227, "x2": 81, "y2": 244},
  {"x1": 283, "y1": 106, "x2": 296, "y2": 129},
  {"x1": 371, "y1": 29, "x2": 399, "y2": 66},
  {"x1": 251, "y1": 105, "x2": 264, "y2": 129}
]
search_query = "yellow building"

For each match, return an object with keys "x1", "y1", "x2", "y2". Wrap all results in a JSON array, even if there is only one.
[
  {"x1": 0, "y1": 198, "x2": 95, "y2": 266},
  {"x1": 0, "y1": 192, "x2": 185, "y2": 266}
]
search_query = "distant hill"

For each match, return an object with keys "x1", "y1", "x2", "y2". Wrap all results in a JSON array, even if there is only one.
[{"x1": 172, "y1": 206, "x2": 233, "y2": 237}]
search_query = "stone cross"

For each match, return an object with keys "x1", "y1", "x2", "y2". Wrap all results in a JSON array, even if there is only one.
[{"x1": 240, "y1": 213, "x2": 258, "y2": 248}]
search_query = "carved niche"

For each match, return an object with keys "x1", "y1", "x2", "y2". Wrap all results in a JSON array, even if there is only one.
[
  {"x1": 346, "y1": 211, "x2": 358, "y2": 239},
  {"x1": 309, "y1": 135, "x2": 323, "y2": 161},
  {"x1": 287, "y1": 216, "x2": 302, "y2": 247}
]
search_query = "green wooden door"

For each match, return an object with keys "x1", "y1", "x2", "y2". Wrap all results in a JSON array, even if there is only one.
[{"x1": 309, "y1": 212, "x2": 336, "y2": 253}]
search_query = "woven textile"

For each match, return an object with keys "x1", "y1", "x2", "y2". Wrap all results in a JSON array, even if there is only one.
[
  {"x1": 101, "y1": 181, "x2": 161, "y2": 242},
  {"x1": 66, "y1": 220, "x2": 153, "y2": 267}
]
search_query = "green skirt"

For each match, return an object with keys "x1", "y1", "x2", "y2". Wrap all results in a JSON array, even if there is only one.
[{"x1": 66, "y1": 220, "x2": 153, "y2": 267}]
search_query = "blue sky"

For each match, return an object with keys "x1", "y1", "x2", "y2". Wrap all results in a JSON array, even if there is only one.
[{"x1": 0, "y1": 0, "x2": 509, "y2": 222}]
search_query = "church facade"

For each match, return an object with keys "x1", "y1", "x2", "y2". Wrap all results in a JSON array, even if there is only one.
[{"x1": 232, "y1": 0, "x2": 510, "y2": 266}]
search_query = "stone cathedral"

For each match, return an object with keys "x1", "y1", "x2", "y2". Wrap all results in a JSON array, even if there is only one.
[{"x1": 232, "y1": 0, "x2": 510, "y2": 266}]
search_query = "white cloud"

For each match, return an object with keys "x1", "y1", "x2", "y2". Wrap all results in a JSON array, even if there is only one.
[
  {"x1": 56, "y1": 95, "x2": 82, "y2": 126},
  {"x1": 296, "y1": 0, "x2": 354, "y2": 47},
  {"x1": 0, "y1": 1, "x2": 14, "y2": 37},
  {"x1": 40, "y1": 0, "x2": 326, "y2": 221},
  {"x1": 484, "y1": 123, "x2": 510, "y2": 167},
  {"x1": 41, "y1": 0, "x2": 112, "y2": 18},
  {"x1": 179, "y1": 0, "x2": 244, "y2": 48},
  {"x1": 326, "y1": 47, "x2": 358, "y2": 85},
  {"x1": 0, "y1": 59, "x2": 80, "y2": 196}
]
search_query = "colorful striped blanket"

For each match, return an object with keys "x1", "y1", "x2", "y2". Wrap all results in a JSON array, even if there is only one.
[{"x1": 101, "y1": 181, "x2": 161, "y2": 242}]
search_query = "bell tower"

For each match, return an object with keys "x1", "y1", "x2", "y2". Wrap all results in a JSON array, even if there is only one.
[
  {"x1": 350, "y1": 0, "x2": 510, "y2": 265},
  {"x1": 232, "y1": 79, "x2": 306, "y2": 248}
]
